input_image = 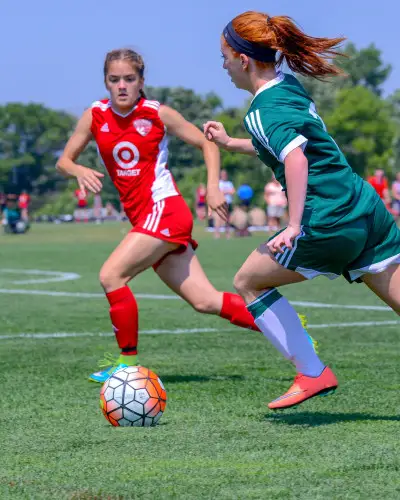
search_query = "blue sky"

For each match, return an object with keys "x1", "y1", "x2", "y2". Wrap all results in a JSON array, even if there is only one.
[{"x1": 2, "y1": 0, "x2": 399, "y2": 117}]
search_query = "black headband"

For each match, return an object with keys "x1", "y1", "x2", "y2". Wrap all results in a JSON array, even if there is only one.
[{"x1": 223, "y1": 21, "x2": 277, "y2": 63}]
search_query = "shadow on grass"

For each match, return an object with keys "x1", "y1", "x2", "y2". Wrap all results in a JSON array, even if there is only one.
[
  {"x1": 161, "y1": 374, "x2": 245, "y2": 384},
  {"x1": 265, "y1": 411, "x2": 400, "y2": 427}
]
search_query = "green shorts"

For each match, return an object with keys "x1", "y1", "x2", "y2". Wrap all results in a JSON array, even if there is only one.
[{"x1": 273, "y1": 199, "x2": 400, "y2": 283}]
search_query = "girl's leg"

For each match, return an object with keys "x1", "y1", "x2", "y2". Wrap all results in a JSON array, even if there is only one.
[
  {"x1": 362, "y1": 264, "x2": 400, "y2": 315},
  {"x1": 155, "y1": 245, "x2": 259, "y2": 331},
  {"x1": 98, "y1": 232, "x2": 178, "y2": 360},
  {"x1": 233, "y1": 243, "x2": 337, "y2": 409}
]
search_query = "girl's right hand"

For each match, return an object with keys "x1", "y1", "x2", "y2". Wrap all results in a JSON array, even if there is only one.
[
  {"x1": 203, "y1": 121, "x2": 231, "y2": 149},
  {"x1": 76, "y1": 165, "x2": 104, "y2": 193}
]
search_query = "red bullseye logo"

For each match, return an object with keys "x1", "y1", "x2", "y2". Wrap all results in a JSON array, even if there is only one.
[{"x1": 113, "y1": 141, "x2": 140, "y2": 169}]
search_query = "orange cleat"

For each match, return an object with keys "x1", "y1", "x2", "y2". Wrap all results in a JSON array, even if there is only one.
[{"x1": 268, "y1": 367, "x2": 338, "y2": 410}]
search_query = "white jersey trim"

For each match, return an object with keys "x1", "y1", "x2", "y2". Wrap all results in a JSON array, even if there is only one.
[
  {"x1": 252, "y1": 72, "x2": 285, "y2": 102},
  {"x1": 279, "y1": 135, "x2": 308, "y2": 163},
  {"x1": 348, "y1": 253, "x2": 400, "y2": 281},
  {"x1": 295, "y1": 267, "x2": 340, "y2": 281},
  {"x1": 143, "y1": 100, "x2": 160, "y2": 110},
  {"x1": 92, "y1": 99, "x2": 139, "y2": 117},
  {"x1": 151, "y1": 132, "x2": 179, "y2": 203},
  {"x1": 92, "y1": 100, "x2": 111, "y2": 112},
  {"x1": 111, "y1": 105, "x2": 137, "y2": 118}
]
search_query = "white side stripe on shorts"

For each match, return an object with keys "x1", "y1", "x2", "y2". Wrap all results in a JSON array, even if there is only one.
[
  {"x1": 143, "y1": 203, "x2": 158, "y2": 231},
  {"x1": 143, "y1": 200, "x2": 165, "y2": 232},
  {"x1": 152, "y1": 200, "x2": 165, "y2": 232},
  {"x1": 276, "y1": 245, "x2": 289, "y2": 265},
  {"x1": 284, "y1": 228, "x2": 305, "y2": 268}
]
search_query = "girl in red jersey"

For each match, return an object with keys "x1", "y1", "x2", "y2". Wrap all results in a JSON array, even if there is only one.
[
  {"x1": 18, "y1": 190, "x2": 31, "y2": 221},
  {"x1": 57, "y1": 48, "x2": 283, "y2": 382},
  {"x1": 195, "y1": 183, "x2": 207, "y2": 220},
  {"x1": 73, "y1": 187, "x2": 89, "y2": 222}
]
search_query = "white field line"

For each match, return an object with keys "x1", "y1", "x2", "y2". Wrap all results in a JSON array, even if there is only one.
[
  {"x1": 307, "y1": 320, "x2": 400, "y2": 329},
  {"x1": 0, "y1": 268, "x2": 393, "y2": 311},
  {"x1": 291, "y1": 300, "x2": 391, "y2": 311},
  {"x1": 0, "y1": 269, "x2": 81, "y2": 285},
  {"x1": 0, "y1": 321, "x2": 399, "y2": 340},
  {"x1": 0, "y1": 288, "x2": 393, "y2": 311}
]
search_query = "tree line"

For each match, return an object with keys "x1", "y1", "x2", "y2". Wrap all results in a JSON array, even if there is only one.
[{"x1": 0, "y1": 43, "x2": 399, "y2": 214}]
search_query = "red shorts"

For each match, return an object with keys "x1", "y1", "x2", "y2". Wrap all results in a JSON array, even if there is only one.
[
  {"x1": 77, "y1": 200, "x2": 88, "y2": 208},
  {"x1": 129, "y1": 195, "x2": 198, "y2": 267}
]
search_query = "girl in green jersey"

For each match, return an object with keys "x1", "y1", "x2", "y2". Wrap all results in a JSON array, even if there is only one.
[{"x1": 204, "y1": 11, "x2": 400, "y2": 410}]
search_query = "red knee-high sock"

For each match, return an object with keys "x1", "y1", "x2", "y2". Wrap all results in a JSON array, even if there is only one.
[
  {"x1": 220, "y1": 292, "x2": 260, "y2": 332},
  {"x1": 106, "y1": 286, "x2": 139, "y2": 355}
]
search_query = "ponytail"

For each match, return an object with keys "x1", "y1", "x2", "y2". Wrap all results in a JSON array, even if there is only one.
[
  {"x1": 269, "y1": 15, "x2": 346, "y2": 77},
  {"x1": 226, "y1": 11, "x2": 346, "y2": 79}
]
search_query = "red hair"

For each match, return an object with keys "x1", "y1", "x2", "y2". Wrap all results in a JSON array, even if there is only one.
[{"x1": 224, "y1": 11, "x2": 346, "y2": 78}]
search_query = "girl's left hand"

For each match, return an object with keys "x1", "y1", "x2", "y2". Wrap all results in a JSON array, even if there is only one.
[
  {"x1": 267, "y1": 225, "x2": 302, "y2": 254},
  {"x1": 206, "y1": 186, "x2": 229, "y2": 221}
]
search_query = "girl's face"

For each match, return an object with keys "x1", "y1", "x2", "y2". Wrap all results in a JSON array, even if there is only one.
[
  {"x1": 220, "y1": 40, "x2": 250, "y2": 91},
  {"x1": 105, "y1": 60, "x2": 143, "y2": 111}
]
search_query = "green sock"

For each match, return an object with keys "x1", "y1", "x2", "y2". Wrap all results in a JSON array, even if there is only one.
[{"x1": 118, "y1": 354, "x2": 138, "y2": 365}]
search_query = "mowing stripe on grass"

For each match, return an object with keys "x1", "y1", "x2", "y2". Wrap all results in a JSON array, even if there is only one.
[
  {"x1": 0, "y1": 328, "x2": 225, "y2": 340},
  {"x1": 0, "y1": 288, "x2": 393, "y2": 311},
  {"x1": 0, "y1": 288, "x2": 180, "y2": 300},
  {"x1": 0, "y1": 321, "x2": 399, "y2": 340}
]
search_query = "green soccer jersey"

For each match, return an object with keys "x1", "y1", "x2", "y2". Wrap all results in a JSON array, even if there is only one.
[{"x1": 244, "y1": 72, "x2": 378, "y2": 228}]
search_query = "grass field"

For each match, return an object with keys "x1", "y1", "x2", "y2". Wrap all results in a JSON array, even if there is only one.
[{"x1": 0, "y1": 222, "x2": 399, "y2": 499}]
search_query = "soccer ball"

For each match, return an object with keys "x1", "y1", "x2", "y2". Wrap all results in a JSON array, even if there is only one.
[{"x1": 100, "y1": 366, "x2": 167, "y2": 427}]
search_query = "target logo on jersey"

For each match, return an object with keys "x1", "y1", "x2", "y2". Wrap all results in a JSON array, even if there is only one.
[
  {"x1": 113, "y1": 141, "x2": 141, "y2": 177},
  {"x1": 133, "y1": 119, "x2": 153, "y2": 137}
]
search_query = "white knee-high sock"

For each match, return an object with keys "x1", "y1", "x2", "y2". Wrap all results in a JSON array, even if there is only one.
[{"x1": 247, "y1": 289, "x2": 325, "y2": 377}]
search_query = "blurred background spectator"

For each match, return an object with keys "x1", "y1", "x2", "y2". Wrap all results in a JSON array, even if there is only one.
[
  {"x1": 93, "y1": 193, "x2": 104, "y2": 224},
  {"x1": 214, "y1": 170, "x2": 235, "y2": 239},
  {"x1": 74, "y1": 188, "x2": 89, "y2": 223},
  {"x1": 2, "y1": 195, "x2": 30, "y2": 234},
  {"x1": 18, "y1": 190, "x2": 31, "y2": 221},
  {"x1": 367, "y1": 169, "x2": 391, "y2": 209},
  {"x1": 391, "y1": 172, "x2": 400, "y2": 220},
  {"x1": 195, "y1": 183, "x2": 207, "y2": 221},
  {"x1": 264, "y1": 174, "x2": 287, "y2": 231}
]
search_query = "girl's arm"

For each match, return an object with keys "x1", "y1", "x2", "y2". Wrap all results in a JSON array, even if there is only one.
[
  {"x1": 159, "y1": 105, "x2": 228, "y2": 220},
  {"x1": 57, "y1": 109, "x2": 104, "y2": 193}
]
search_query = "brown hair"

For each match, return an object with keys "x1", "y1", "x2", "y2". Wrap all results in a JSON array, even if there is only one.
[
  {"x1": 225, "y1": 11, "x2": 346, "y2": 78},
  {"x1": 103, "y1": 48, "x2": 146, "y2": 98}
]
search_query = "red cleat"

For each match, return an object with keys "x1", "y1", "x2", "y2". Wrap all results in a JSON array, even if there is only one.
[{"x1": 268, "y1": 367, "x2": 338, "y2": 410}]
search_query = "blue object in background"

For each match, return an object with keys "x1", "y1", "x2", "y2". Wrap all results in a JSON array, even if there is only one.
[{"x1": 237, "y1": 184, "x2": 254, "y2": 201}]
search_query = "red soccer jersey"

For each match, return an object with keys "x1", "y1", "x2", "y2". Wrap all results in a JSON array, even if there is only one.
[
  {"x1": 367, "y1": 175, "x2": 388, "y2": 200},
  {"x1": 196, "y1": 187, "x2": 206, "y2": 204},
  {"x1": 18, "y1": 193, "x2": 30, "y2": 209},
  {"x1": 90, "y1": 97, "x2": 179, "y2": 224},
  {"x1": 75, "y1": 188, "x2": 88, "y2": 207}
]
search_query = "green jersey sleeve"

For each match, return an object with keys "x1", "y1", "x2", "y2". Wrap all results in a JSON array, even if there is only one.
[{"x1": 244, "y1": 108, "x2": 307, "y2": 163}]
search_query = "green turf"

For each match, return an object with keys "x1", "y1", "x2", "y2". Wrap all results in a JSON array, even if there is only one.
[{"x1": 0, "y1": 223, "x2": 399, "y2": 499}]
